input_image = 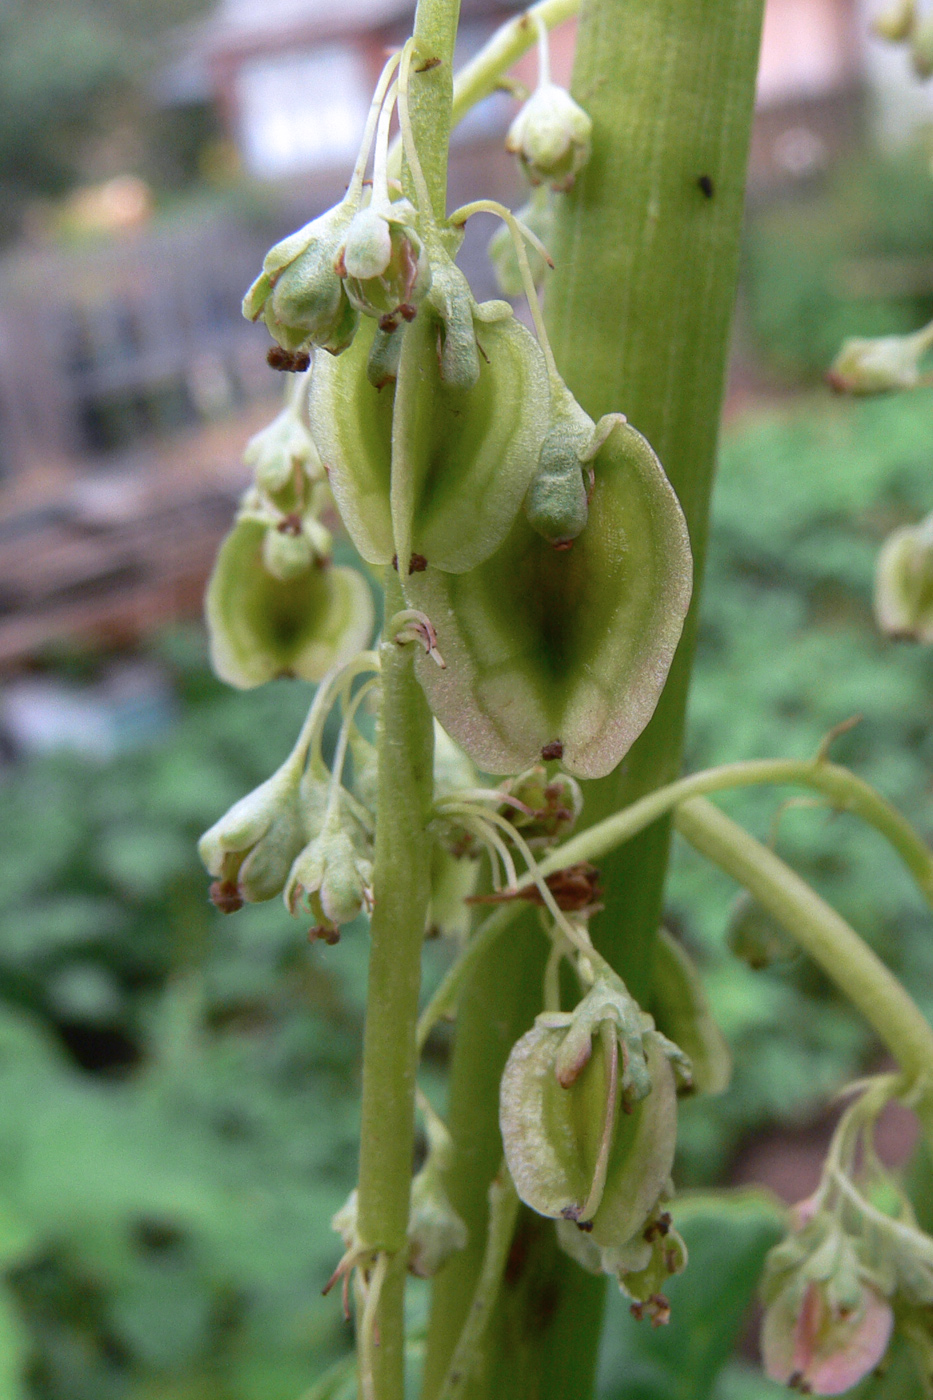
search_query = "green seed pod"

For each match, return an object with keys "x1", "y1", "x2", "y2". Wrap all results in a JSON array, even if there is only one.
[
  {"x1": 243, "y1": 201, "x2": 360, "y2": 355},
  {"x1": 198, "y1": 760, "x2": 305, "y2": 907},
  {"x1": 650, "y1": 928, "x2": 731, "y2": 1096},
  {"x1": 500, "y1": 1017, "x2": 678, "y2": 1236},
  {"x1": 307, "y1": 309, "x2": 549, "y2": 573},
  {"x1": 339, "y1": 198, "x2": 431, "y2": 322},
  {"x1": 244, "y1": 404, "x2": 323, "y2": 496},
  {"x1": 488, "y1": 188, "x2": 555, "y2": 298},
  {"x1": 498, "y1": 764, "x2": 583, "y2": 849},
  {"x1": 726, "y1": 890, "x2": 797, "y2": 969},
  {"x1": 205, "y1": 518, "x2": 374, "y2": 688},
  {"x1": 875, "y1": 513, "x2": 933, "y2": 643},
  {"x1": 506, "y1": 83, "x2": 593, "y2": 191},
  {"x1": 404, "y1": 418, "x2": 692, "y2": 778}
]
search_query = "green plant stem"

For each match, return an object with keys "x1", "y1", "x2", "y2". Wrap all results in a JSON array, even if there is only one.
[
  {"x1": 436, "y1": 1168, "x2": 520, "y2": 1400},
  {"x1": 406, "y1": 0, "x2": 463, "y2": 221},
  {"x1": 537, "y1": 758, "x2": 933, "y2": 906},
  {"x1": 355, "y1": 573, "x2": 435, "y2": 1400},
  {"x1": 674, "y1": 797, "x2": 933, "y2": 1139}
]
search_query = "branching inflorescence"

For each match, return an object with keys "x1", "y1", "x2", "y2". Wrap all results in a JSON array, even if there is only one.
[{"x1": 193, "y1": 3, "x2": 933, "y2": 1397}]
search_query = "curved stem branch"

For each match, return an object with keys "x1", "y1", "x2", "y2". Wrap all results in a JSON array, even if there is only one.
[{"x1": 673, "y1": 797, "x2": 933, "y2": 1137}]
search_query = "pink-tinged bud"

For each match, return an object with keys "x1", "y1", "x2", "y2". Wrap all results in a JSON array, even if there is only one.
[
  {"x1": 827, "y1": 326, "x2": 933, "y2": 396},
  {"x1": 762, "y1": 1277, "x2": 893, "y2": 1395}
]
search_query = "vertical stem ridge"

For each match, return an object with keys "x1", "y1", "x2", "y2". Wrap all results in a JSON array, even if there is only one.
[
  {"x1": 356, "y1": 573, "x2": 435, "y2": 1399},
  {"x1": 425, "y1": 2, "x2": 765, "y2": 1396}
]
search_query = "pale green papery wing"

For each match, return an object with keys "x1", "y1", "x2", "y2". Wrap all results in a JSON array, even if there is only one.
[
  {"x1": 308, "y1": 312, "x2": 549, "y2": 573},
  {"x1": 206, "y1": 519, "x2": 374, "y2": 688},
  {"x1": 404, "y1": 419, "x2": 692, "y2": 778}
]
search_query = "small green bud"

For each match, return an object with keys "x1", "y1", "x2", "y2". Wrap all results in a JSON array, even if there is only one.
[
  {"x1": 913, "y1": 15, "x2": 933, "y2": 75},
  {"x1": 726, "y1": 890, "x2": 797, "y2": 969},
  {"x1": 488, "y1": 188, "x2": 555, "y2": 298},
  {"x1": 522, "y1": 383, "x2": 597, "y2": 548},
  {"x1": 284, "y1": 813, "x2": 373, "y2": 936},
  {"x1": 497, "y1": 764, "x2": 583, "y2": 849},
  {"x1": 205, "y1": 519, "x2": 374, "y2": 689},
  {"x1": 874, "y1": 513, "x2": 933, "y2": 643},
  {"x1": 872, "y1": 0, "x2": 915, "y2": 42},
  {"x1": 243, "y1": 201, "x2": 360, "y2": 355},
  {"x1": 827, "y1": 327, "x2": 932, "y2": 395},
  {"x1": 651, "y1": 928, "x2": 731, "y2": 1096},
  {"x1": 198, "y1": 760, "x2": 304, "y2": 908},
  {"x1": 506, "y1": 84, "x2": 593, "y2": 191},
  {"x1": 244, "y1": 405, "x2": 323, "y2": 496},
  {"x1": 339, "y1": 197, "x2": 431, "y2": 324}
]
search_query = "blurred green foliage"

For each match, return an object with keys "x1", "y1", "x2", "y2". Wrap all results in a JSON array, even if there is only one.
[
  {"x1": 743, "y1": 150, "x2": 933, "y2": 381},
  {"x1": 0, "y1": 0, "x2": 217, "y2": 239},
  {"x1": 3, "y1": 384, "x2": 933, "y2": 1394}
]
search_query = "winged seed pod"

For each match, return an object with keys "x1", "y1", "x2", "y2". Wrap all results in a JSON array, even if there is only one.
[
  {"x1": 403, "y1": 418, "x2": 692, "y2": 778},
  {"x1": 307, "y1": 307, "x2": 549, "y2": 574},
  {"x1": 875, "y1": 512, "x2": 933, "y2": 642},
  {"x1": 500, "y1": 979, "x2": 684, "y2": 1239},
  {"x1": 243, "y1": 201, "x2": 360, "y2": 356},
  {"x1": 205, "y1": 518, "x2": 374, "y2": 688},
  {"x1": 506, "y1": 83, "x2": 593, "y2": 192}
]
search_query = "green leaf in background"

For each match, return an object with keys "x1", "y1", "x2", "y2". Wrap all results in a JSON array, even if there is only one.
[{"x1": 597, "y1": 1190, "x2": 785, "y2": 1400}]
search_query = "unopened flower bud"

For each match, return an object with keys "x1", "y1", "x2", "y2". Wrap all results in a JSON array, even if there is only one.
[
  {"x1": 497, "y1": 764, "x2": 582, "y2": 849},
  {"x1": 339, "y1": 198, "x2": 431, "y2": 324},
  {"x1": 872, "y1": 0, "x2": 915, "y2": 42},
  {"x1": 284, "y1": 813, "x2": 373, "y2": 937},
  {"x1": 875, "y1": 513, "x2": 933, "y2": 643},
  {"x1": 726, "y1": 890, "x2": 797, "y2": 969},
  {"x1": 761, "y1": 1216, "x2": 894, "y2": 1396},
  {"x1": 244, "y1": 406, "x2": 323, "y2": 496},
  {"x1": 243, "y1": 201, "x2": 360, "y2": 355},
  {"x1": 199, "y1": 759, "x2": 305, "y2": 907},
  {"x1": 827, "y1": 326, "x2": 933, "y2": 395},
  {"x1": 506, "y1": 84, "x2": 593, "y2": 192}
]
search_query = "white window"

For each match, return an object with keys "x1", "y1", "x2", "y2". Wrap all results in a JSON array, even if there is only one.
[{"x1": 236, "y1": 44, "x2": 370, "y2": 178}]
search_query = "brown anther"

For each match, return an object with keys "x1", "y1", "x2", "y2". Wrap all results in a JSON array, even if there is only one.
[
  {"x1": 408, "y1": 553, "x2": 427, "y2": 573},
  {"x1": 416, "y1": 55, "x2": 442, "y2": 71},
  {"x1": 309, "y1": 924, "x2": 341, "y2": 946},
  {"x1": 333, "y1": 248, "x2": 348, "y2": 278},
  {"x1": 399, "y1": 302, "x2": 417, "y2": 322},
  {"x1": 392, "y1": 554, "x2": 399, "y2": 571},
  {"x1": 629, "y1": 1301, "x2": 645, "y2": 1322},
  {"x1": 277, "y1": 513, "x2": 303, "y2": 535},
  {"x1": 552, "y1": 540, "x2": 574, "y2": 551},
  {"x1": 647, "y1": 1294, "x2": 671, "y2": 1327},
  {"x1": 379, "y1": 311, "x2": 401, "y2": 333},
  {"x1": 541, "y1": 740, "x2": 563, "y2": 761},
  {"x1": 209, "y1": 879, "x2": 244, "y2": 914},
  {"x1": 576, "y1": 1219, "x2": 594, "y2": 1233},
  {"x1": 788, "y1": 1373, "x2": 813, "y2": 1394},
  {"x1": 643, "y1": 1212, "x2": 672, "y2": 1243},
  {"x1": 266, "y1": 346, "x2": 311, "y2": 372},
  {"x1": 466, "y1": 862, "x2": 603, "y2": 913}
]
